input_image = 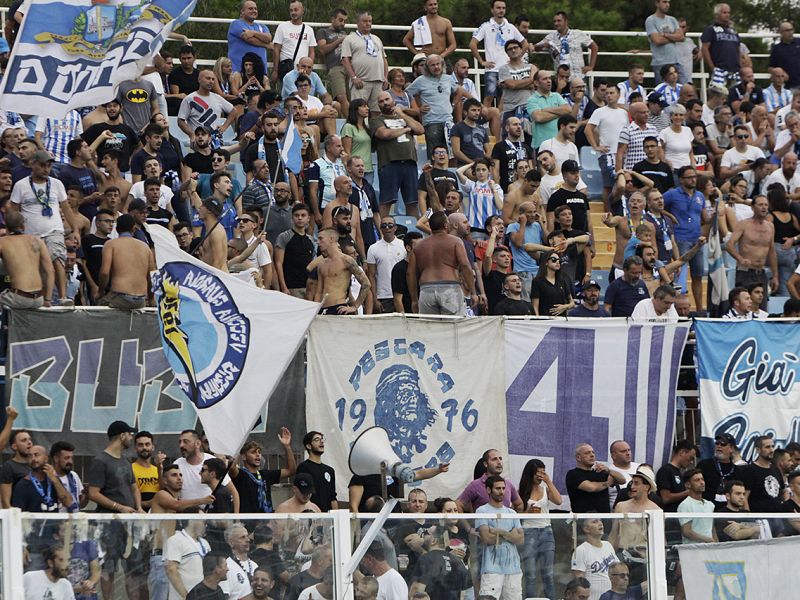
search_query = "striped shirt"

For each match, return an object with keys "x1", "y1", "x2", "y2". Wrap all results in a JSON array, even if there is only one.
[
  {"x1": 617, "y1": 80, "x2": 646, "y2": 105},
  {"x1": 763, "y1": 84, "x2": 792, "y2": 113},
  {"x1": 619, "y1": 122, "x2": 659, "y2": 169},
  {"x1": 35, "y1": 110, "x2": 83, "y2": 164},
  {"x1": 464, "y1": 179, "x2": 503, "y2": 230},
  {"x1": 653, "y1": 82, "x2": 682, "y2": 106}
]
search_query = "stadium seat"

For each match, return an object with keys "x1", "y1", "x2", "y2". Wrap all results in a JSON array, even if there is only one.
[
  {"x1": 590, "y1": 269, "x2": 610, "y2": 301},
  {"x1": 768, "y1": 296, "x2": 789, "y2": 314},
  {"x1": 582, "y1": 169, "x2": 604, "y2": 200},
  {"x1": 336, "y1": 118, "x2": 345, "y2": 135},
  {"x1": 580, "y1": 146, "x2": 601, "y2": 171},
  {"x1": 393, "y1": 215, "x2": 420, "y2": 234}
]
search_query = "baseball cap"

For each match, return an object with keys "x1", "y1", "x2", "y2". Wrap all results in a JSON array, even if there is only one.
[
  {"x1": 202, "y1": 196, "x2": 224, "y2": 217},
  {"x1": 107, "y1": 420, "x2": 136, "y2": 438},
  {"x1": 582, "y1": 279, "x2": 601, "y2": 291},
  {"x1": 32, "y1": 150, "x2": 54, "y2": 164},
  {"x1": 411, "y1": 53, "x2": 427, "y2": 67},
  {"x1": 715, "y1": 433, "x2": 736, "y2": 447},
  {"x1": 647, "y1": 92, "x2": 668, "y2": 108},
  {"x1": 561, "y1": 159, "x2": 581, "y2": 173},
  {"x1": 293, "y1": 472, "x2": 315, "y2": 494},
  {"x1": 128, "y1": 198, "x2": 147, "y2": 212}
]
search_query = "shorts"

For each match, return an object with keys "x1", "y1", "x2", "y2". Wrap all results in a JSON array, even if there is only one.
[
  {"x1": 483, "y1": 71, "x2": 502, "y2": 98},
  {"x1": 479, "y1": 572, "x2": 522, "y2": 600},
  {"x1": 319, "y1": 303, "x2": 349, "y2": 315},
  {"x1": 99, "y1": 291, "x2": 147, "y2": 310},
  {"x1": 42, "y1": 232, "x2": 66, "y2": 264},
  {"x1": 418, "y1": 281, "x2": 465, "y2": 316},
  {"x1": 677, "y1": 239, "x2": 705, "y2": 278},
  {"x1": 378, "y1": 160, "x2": 418, "y2": 205},
  {"x1": 711, "y1": 67, "x2": 741, "y2": 88},
  {"x1": 599, "y1": 153, "x2": 616, "y2": 189},
  {"x1": 378, "y1": 297, "x2": 395, "y2": 312},
  {"x1": 327, "y1": 65, "x2": 348, "y2": 98},
  {"x1": 423, "y1": 121, "x2": 453, "y2": 161},
  {"x1": 349, "y1": 80, "x2": 383, "y2": 112}
]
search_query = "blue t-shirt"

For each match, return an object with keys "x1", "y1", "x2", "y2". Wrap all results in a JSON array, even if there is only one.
[
  {"x1": 599, "y1": 586, "x2": 645, "y2": 600},
  {"x1": 505, "y1": 221, "x2": 543, "y2": 274},
  {"x1": 663, "y1": 186, "x2": 705, "y2": 241},
  {"x1": 405, "y1": 75, "x2": 457, "y2": 125},
  {"x1": 605, "y1": 276, "x2": 650, "y2": 317},
  {"x1": 197, "y1": 174, "x2": 243, "y2": 239},
  {"x1": 475, "y1": 504, "x2": 522, "y2": 575},
  {"x1": 568, "y1": 303, "x2": 610, "y2": 317},
  {"x1": 227, "y1": 19, "x2": 270, "y2": 73},
  {"x1": 281, "y1": 70, "x2": 327, "y2": 100}
]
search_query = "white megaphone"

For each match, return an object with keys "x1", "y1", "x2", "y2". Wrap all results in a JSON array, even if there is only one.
[{"x1": 348, "y1": 426, "x2": 415, "y2": 497}]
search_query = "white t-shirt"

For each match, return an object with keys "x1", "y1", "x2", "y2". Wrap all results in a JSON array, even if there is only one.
[
  {"x1": 721, "y1": 145, "x2": 765, "y2": 168},
  {"x1": 587, "y1": 106, "x2": 630, "y2": 156},
  {"x1": 631, "y1": 298, "x2": 679, "y2": 322},
  {"x1": 775, "y1": 103, "x2": 794, "y2": 131},
  {"x1": 376, "y1": 568, "x2": 408, "y2": 600},
  {"x1": 10, "y1": 176, "x2": 68, "y2": 236},
  {"x1": 366, "y1": 237, "x2": 406, "y2": 300},
  {"x1": 174, "y1": 454, "x2": 231, "y2": 500},
  {"x1": 221, "y1": 556, "x2": 256, "y2": 600},
  {"x1": 764, "y1": 167, "x2": 800, "y2": 194},
  {"x1": 165, "y1": 531, "x2": 209, "y2": 600},
  {"x1": 702, "y1": 103, "x2": 715, "y2": 127},
  {"x1": 471, "y1": 19, "x2": 523, "y2": 72},
  {"x1": 298, "y1": 585, "x2": 327, "y2": 600},
  {"x1": 129, "y1": 181, "x2": 173, "y2": 210},
  {"x1": 24, "y1": 571, "x2": 75, "y2": 600},
  {"x1": 274, "y1": 22, "x2": 317, "y2": 65},
  {"x1": 538, "y1": 137, "x2": 580, "y2": 168},
  {"x1": 570, "y1": 540, "x2": 617, "y2": 600},
  {"x1": 243, "y1": 234, "x2": 273, "y2": 269},
  {"x1": 299, "y1": 94, "x2": 325, "y2": 115},
  {"x1": 658, "y1": 126, "x2": 694, "y2": 169}
]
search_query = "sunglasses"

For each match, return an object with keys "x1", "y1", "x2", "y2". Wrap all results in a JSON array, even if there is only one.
[
  {"x1": 735, "y1": 134, "x2": 748, "y2": 139},
  {"x1": 237, "y1": 218, "x2": 255, "y2": 224},
  {"x1": 380, "y1": 223, "x2": 395, "y2": 229},
  {"x1": 714, "y1": 441, "x2": 729, "y2": 446},
  {"x1": 548, "y1": 256, "x2": 560, "y2": 263}
]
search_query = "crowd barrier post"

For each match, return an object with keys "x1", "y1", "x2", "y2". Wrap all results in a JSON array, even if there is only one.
[{"x1": 646, "y1": 509, "x2": 669, "y2": 600}]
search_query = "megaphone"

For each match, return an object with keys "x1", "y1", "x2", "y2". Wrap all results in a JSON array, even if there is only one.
[{"x1": 348, "y1": 426, "x2": 415, "y2": 484}]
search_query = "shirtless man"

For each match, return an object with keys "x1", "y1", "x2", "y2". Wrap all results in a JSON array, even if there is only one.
[
  {"x1": 0, "y1": 212, "x2": 54, "y2": 308},
  {"x1": 503, "y1": 170, "x2": 542, "y2": 225},
  {"x1": 638, "y1": 241, "x2": 705, "y2": 295},
  {"x1": 403, "y1": 0, "x2": 457, "y2": 59},
  {"x1": 725, "y1": 195, "x2": 779, "y2": 307},
  {"x1": 315, "y1": 228, "x2": 371, "y2": 314},
  {"x1": 99, "y1": 151, "x2": 132, "y2": 201},
  {"x1": 408, "y1": 210, "x2": 477, "y2": 315},
  {"x1": 98, "y1": 214, "x2": 155, "y2": 309},
  {"x1": 609, "y1": 466, "x2": 659, "y2": 582},
  {"x1": 190, "y1": 177, "x2": 230, "y2": 272},
  {"x1": 601, "y1": 192, "x2": 655, "y2": 278},
  {"x1": 151, "y1": 464, "x2": 214, "y2": 514},
  {"x1": 321, "y1": 175, "x2": 365, "y2": 257}
]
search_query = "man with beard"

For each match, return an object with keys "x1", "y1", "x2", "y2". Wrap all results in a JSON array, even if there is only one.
[
  {"x1": 0, "y1": 417, "x2": 29, "y2": 508},
  {"x1": 569, "y1": 279, "x2": 610, "y2": 317},
  {"x1": 322, "y1": 176, "x2": 365, "y2": 257},
  {"x1": 229, "y1": 428, "x2": 296, "y2": 514},
  {"x1": 49, "y1": 441, "x2": 87, "y2": 513},
  {"x1": 186, "y1": 554, "x2": 228, "y2": 600},
  {"x1": 636, "y1": 240, "x2": 705, "y2": 295},
  {"x1": 296, "y1": 431, "x2": 338, "y2": 511},
  {"x1": 243, "y1": 112, "x2": 296, "y2": 194},
  {"x1": 604, "y1": 256, "x2": 649, "y2": 317},
  {"x1": 182, "y1": 127, "x2": 215, "y2": 179},
  {"x1": 697, "y1": 433, "x2": 739, "y2": 508},
  {"x1": 82, "y1": 100, "x2": 138, "y2": 174},
  {"x1": 174, "y1": 429, "x2": 239, "y2": 512},
  {"x1": 740, "y1": 435, "x2": 786, "y2": 517},
  {"x1": 458, "y1": 449, "x2": 524, "y2": 512},
  {"x1": 24, "y1": 546, "x2": 75, "y2": 600},
  {"x1": 132, "y1": 431, "x2": 165, "y2": 511},
  {"x1": 11, "y1": 445, "x2": 73, "y2": 512}
]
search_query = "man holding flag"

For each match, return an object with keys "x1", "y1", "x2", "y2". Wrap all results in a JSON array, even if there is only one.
[{"x1": 244, "y1": 111, "x2": 299, "y2": 197}]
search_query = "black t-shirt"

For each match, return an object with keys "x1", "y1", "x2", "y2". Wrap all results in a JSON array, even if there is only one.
[
  {"x1": 277, "y1": 230, "x2": 314, "y2": 289},
  {"x1": 483, "y1": 270, "x2": 506, "y2": 314},
  {"x1": 547, "y1": 188, "x2": 591, "y2": 232},
  {"x1": 530, "y1": 274, "x2": 573, "y2": 316},
  {"x1": 450, "y1": 121, "x2": 488, "y2": 163},
  {"x1": 0, "y1": 459, "x2": 30, "y2": 497},
  {"x1": 605, "y1": 276, "x2": 650, "y2": 317},
  {"x1": 655, "y1": 463, "x2": 684, "y2": 512},
  {"x1": 417, "y1": 168, "x2": 459, "y2": 197},
  {"x1": 146, "y1": 206, "x2": 173, "y2": 229},
  {"x1": 739, "y1": 463, "x2": 785, "y2": 512},
  {"x1": 130, "y1": 149, "x2": 162, "y2": 177},
  {"x1": 410, "y1": 548, "x2": 471, "y2": 600},
  {"x1": 714, "y1": 505, "x2": 758, "y2": 542},
  {"x1": 565, "y1": 467, "x2": 610, "y2": 513},
  {"x1": 11, "y1": 476, "x2": 61, "y2": 512},
  {"x1": 169, "y1": 68, "x2": 200, "y2": 95},
  {"x1": 558, "y1": 228, "x2": 587, "y2": 282},
  {"x1": 295, "y1": 459, "x2": 337, "y2": 512},
  {"x1": 233, "y1": 468, "x2": 282, "y2": 513},
  {"x1": 348, "y1": 473, "x2": 400, "y2": 511},
  {"x1": 82, "y1": 123, "x2": 138, "y2": 172},
  {"x1": 186, "y1": 582, "x2": 225, "y2": 600},
  {"x1": 490, "y1": 140, "x2": 535, "y2": 191},
  {"x1": 782, "y1": 498, "x2": 800, "y2": 535},
  {"x1": 59, "y1": 164, "x2": 98, "y2": 198},
  {"x1": 81, "y1": 234, "x2": 108, "y2": 284},
  {"x1": 286, "y1": 570, "x2": 322, "y2": 600},
  {"x1": 392, "y1": 519, "x2": 432, "y2": 576},
  {"x1": 349, "y1": 182, "x2": 380, "y2": 250},
  {"x1": 493, "y1": 297, "x2": 532, "y2": 315},
  {"x1": 697, "y1": 458, "x2": 739, "y2": 506},
  {"x1": 632, "y1": 159, "x2": 673, "y2": 194},
  {"x1": 391, "y1": 259, "x2": 411, "y2": 312},
  {"x1": 183, "y1": 151, "x2": 214, "y2": 175}
]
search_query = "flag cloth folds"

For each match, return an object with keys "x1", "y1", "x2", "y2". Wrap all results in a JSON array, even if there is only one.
[
  {"x1": 280, "y1": 112, "x2": 303, "y2": 175},
  {"x1": 0, "y1": 0, "x2": 197, "y2": 118},
  {"x1": 149, "y1": 225, "x2": 319, "y2": 456}
]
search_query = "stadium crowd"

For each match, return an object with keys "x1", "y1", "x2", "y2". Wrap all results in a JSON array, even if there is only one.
[
  {"x1": 0, "y1": 0, "x2": 799, "y2": 318},
  {"x1": 2, "y1": 415, "x2": 800, "y2": 600}
]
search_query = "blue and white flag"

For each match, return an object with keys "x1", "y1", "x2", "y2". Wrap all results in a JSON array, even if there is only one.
[
  {"x1": 0, "y1": 0, "x2": 197, "y2": 118},
  {"x1": 149, "y1": 225, "x2": 319, "y2": 456},
  {"x1": 280, "y1": 111, "x2": 303, "y2": 175},
  {"x1": 696, "y1": 319, "x2": 800, "y2": 461}
]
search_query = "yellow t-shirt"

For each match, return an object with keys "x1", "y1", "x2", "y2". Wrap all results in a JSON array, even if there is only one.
[{"x1": 132, "y1": 462, "x2": 160, "y2": 501}]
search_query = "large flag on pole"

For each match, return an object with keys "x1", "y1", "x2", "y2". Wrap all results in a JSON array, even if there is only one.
[
  {"x1": 0, "y1": 0, "x2": 197, "y2": 118},
  {"x1": 280, "y1": 111, "x2": 303, "y2": 175},
  {"x1": 149, "y1": 225, "x2": 319, "y2": 456}
]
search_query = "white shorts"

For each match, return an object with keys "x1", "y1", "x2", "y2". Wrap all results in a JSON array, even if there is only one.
[{"x1": 479, "y1": 572, "x2": 522, "y2": 600}]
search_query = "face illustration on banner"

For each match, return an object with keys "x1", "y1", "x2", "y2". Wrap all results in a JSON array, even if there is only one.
[{"x1": 337, "y1": 338, "x2": 479, "y2": 466}]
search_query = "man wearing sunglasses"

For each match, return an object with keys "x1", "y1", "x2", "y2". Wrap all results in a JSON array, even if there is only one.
[
  {"x1": 366, "y1": 216, "x2": 406, "y2": 313},
  {"x1": 719, "y1": 125, "x2": 766, "y2": 180},
  {"x1": 236, "y1": 211, "x2": 273, "y2": 289}
]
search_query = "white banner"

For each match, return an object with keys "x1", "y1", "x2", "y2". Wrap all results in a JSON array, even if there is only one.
[
  {"x1": 678, "y1": 536, "x2": 800, "y2": 599},
  {"x1": 306, "y1": 316, "x2": 507, "y2": 500},
  {"x1": 696, "y1": 320, "x2": 800, "y2": 460},
  {"x1": 504, "y1": 320, "x2": 691, "y2": 504},
  {"x1": 0, "y1": 0, "x2": 196, "y2": 117},
  {"x1": 150, "y1": 225, "x2": 319, "y2": 456}
]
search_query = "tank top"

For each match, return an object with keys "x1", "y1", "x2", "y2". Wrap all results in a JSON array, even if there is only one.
[
  {"x1": 521, "y1": 481, "x2": 551, "y2": 528},
  {"x1": 771, "y1": 211, "x2": 798, "y2": 243}
]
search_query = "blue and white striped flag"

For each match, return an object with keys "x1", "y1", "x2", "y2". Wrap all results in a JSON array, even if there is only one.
[
  {"x1": 0, "y1": 0, "x2": 197, "y2": 118},
  {"x1": 280, "y1": 111, "x2": 303, "y2": 175}
]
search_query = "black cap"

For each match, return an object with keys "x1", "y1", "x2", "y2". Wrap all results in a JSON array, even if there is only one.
[
  {"x1": 293, "y1": 472, "x2": 315, "y2": 494},
  {"x1": 582, "y1": 279, "x2": 601, "y2": 291},
  {"x1": 107, "y1": 420, "x2": 136, "y2": 438},
  {"x1": 561, "y1": 159, "x2": 581, "y2": 173},
  {"x1": 715, "y1": 433, "x2": 736, "y2": 447},
  {"x1": 202, "y1": 196, "x2": 224, "y2": 217},
  {"x1": 647, "y1": 92, "x2": 668, "y2": 108},
  {"x1": 128, "y1": 198, "x2": 147, "y2": 212}
]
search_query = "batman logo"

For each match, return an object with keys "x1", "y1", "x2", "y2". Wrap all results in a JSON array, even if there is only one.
[{"x1": 126, "y1": 88, "x2": 149, "y2": 103}]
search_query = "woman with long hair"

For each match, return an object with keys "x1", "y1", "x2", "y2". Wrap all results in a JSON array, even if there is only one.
[
  {"x1": 387, "y1": 68, "x2": 420, "y2": 118},
  {"x1": 212, "y1": 57, "x2": 238, "y2": 102},
  {"x1": 766, "y1": 183, "x2": 800, "y2": 295},
  {"x1": 231, "y1": 52, "x2": 270, "y2": 96},
  {"x1": 518, "y1": 459, "x2": 561, "y2": 600},
  {"x1": 531, "y1": 250, "x2": 574, "y2": 316},
  {"x1": 341, "y1": 99, "x2": 374, "y2": 184},
  {"x1": 298, "y1": 131, "x2": 320, "y2": 206}
]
